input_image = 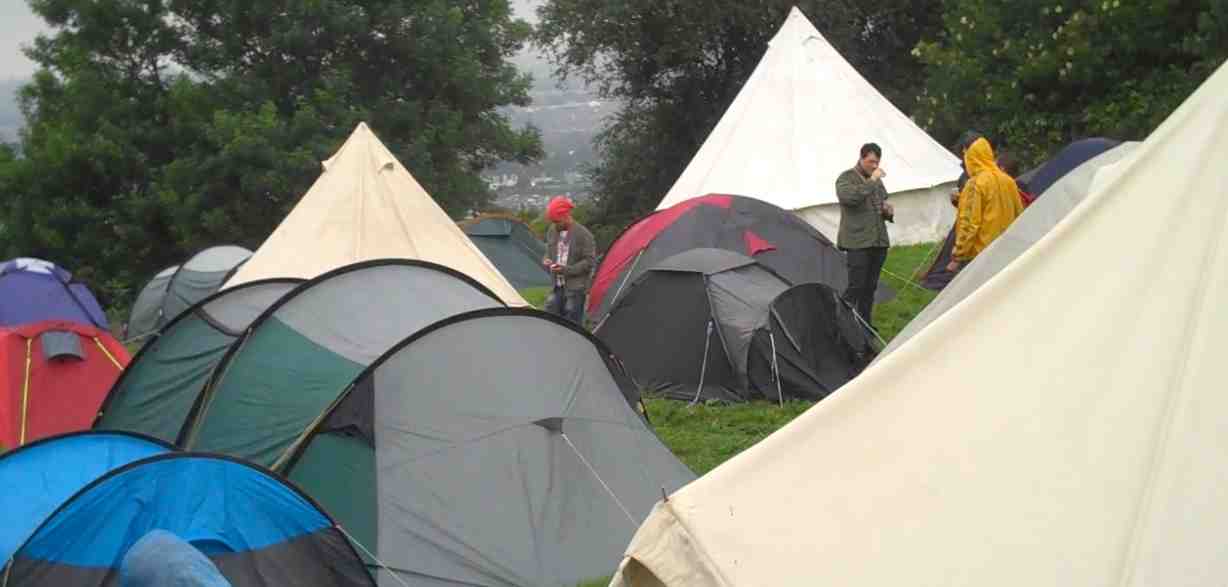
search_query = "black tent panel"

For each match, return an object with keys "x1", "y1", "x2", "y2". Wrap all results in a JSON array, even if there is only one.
[
  {"x1": 597, "y1": 271, "x2": 741, "y2": 402},
  {"x1": 747, "y1": 283, "x2": 879, "y2": 401}
]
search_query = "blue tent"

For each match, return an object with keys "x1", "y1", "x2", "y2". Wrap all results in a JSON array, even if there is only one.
[
  {"x1": 1018, "y1": 137, "x2": 1123, "y2": 198},
  {"x1": 3, "y1": 453, "x2": 375, "y2": 587},
  {"x1": 0, "y1": 258, "x2": 110, "y2": 329},
  {"x1": 0, "y1": 431, "x2": 172, "y2": 562}
]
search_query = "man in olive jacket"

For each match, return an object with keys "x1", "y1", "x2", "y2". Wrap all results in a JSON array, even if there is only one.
[
  {"x1": 834, "y1": 143, "x2": 893, "y2": 327},
  {"x1": 542, "y1": 196, "x2": 596, "y2": 326}
]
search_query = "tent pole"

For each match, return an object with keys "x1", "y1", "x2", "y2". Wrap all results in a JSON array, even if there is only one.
[
  {"x1": 769, "y1": 332, "x2": 784, "y2": 407},
  {"x1": 19, "y1": 339, "x2": 31, "y2": 446},
  {"x1": 561, "y1": 432, "x2": 637, "y2": 525},
  {"x1": 689, "y1": 320, "x2": 714, "y2": 407}
]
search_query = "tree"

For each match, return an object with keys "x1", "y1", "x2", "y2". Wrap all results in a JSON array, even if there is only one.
[
  {"x1": 534, "y1": 0, "x2": 943, "y2": 229},
  {"x1": 6, "y1": 0, "x2": 543, "y2": 309},
  {"x1": 912, "y1": 0, "x2": 1228, "y2": 166}
]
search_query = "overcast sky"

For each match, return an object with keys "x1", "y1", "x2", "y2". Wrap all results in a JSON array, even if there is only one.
[
  {"x1": 0, "y1": 0, "x2": 543, "y2": 81},
  {"x1": 0, "y1": 2, "x2": 51, "y2": 80}
]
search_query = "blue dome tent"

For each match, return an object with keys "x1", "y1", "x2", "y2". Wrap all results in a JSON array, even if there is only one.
[
  {"x1": 2, "y1": 452, "x2": 374, "y2": 587},
  {"x1": 0, "y1": 431, "x2": 173, "y2": 562}
]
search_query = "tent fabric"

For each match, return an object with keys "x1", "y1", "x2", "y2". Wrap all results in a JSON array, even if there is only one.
[
  {"x1": 0, "y1": 320, "x2": 129, "y2": 448},
  {"x1": 95, "y1": 279, "x2": 304, "y2": 443},
  {"x1": 281, "y1": 308, "x2": 695, "y2": 587},
  {"x1": 0, "y1": 258, "x2": 109, "y2": 329},
  {"x1": 179, "y1": 260, "x2": 504, "y2": 467},
  {"x1": 461, "y1": 217, "x2": 551, "y2": 290},
  {"x1": 589, "y1": 194, "x2": 892, "y2": 325},
  {"x1": 598, "y1": 249, "x2": 875, "y2": 402},
  {"x1": 4, "y1": 453, "x2": 375, "y2": 587},
  {"x1": 882, "y1": 141, "x2": 1141, "y2": 360},
  {"x1": 125, "y1": 246, "x2": 253, "y2": 342},
  {"x1": 656, "y1": 7, "x2": 961, "y2": 245},
  {"x1": 221, "y1": 123, "x2": 527, "y2": 307},
  {"x1": 609, "y1": 61, "x2": 1228, "y2": 586},
  {"x1": 126, "y1": 265, "x2": 178, "y2": 339},
  {"x1": 1018, "y1": 137, "x2": 1122, "y2": 198},
  {"x1": 0, "y1": 431, "x2": 173, "y2": 562},
  {"x1": 746, "y1": 283, "x2": 878, "y2": 403}
]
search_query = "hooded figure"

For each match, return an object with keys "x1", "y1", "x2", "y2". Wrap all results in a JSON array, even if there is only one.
[
  {"x1": 119, "y1": 530, "x2": 233, "y2": 587},
  {"x1": 952, "y1": 138, "x2": 1024, "y2": 265}
]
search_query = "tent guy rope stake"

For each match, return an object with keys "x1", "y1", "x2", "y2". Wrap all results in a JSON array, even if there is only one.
[
  {"x1": 334, "y1": 525, "x2": 413, "y2": 587},
  {"x1": 690, "y1": 320, "x2": 714, "y2": 407},
  {"x1": 769, "y1": 332, "x2": 784, "y2": 407},
  {"x1": 562, "y1": 432, "x2": 637, "y2": 525}
]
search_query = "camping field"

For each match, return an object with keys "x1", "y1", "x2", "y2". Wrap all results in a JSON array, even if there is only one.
[
  {"x1": 559, "y1": 244, "x2": 937, "y2": 585},
  {"x1": 532, "y1": 244, "x2": 938, "y2": 475}
]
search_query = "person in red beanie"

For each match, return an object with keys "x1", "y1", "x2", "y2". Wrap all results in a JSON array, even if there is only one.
[{"x1": 542, "y1": 195, "x2": 596, "y2": 326}]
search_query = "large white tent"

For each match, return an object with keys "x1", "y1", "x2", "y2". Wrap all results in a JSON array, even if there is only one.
[
  {"x1": 656, "y1": 7, "x2": 963, "y2": 245},
  {"x1": 613, "y1": 60, "x2": 1228, "y2": 586},
  {"x1": 223, "y1": 123, "x2": 528, "y2": 306}
]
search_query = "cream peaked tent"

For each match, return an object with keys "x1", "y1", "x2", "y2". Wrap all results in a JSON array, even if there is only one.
[
  {"x1": 223, "y1": 123, "x2": 528, "y2": 306},
  {"x1": 656, "y1": 7, "x2": 962, "y2": 245},
  {"x1": 612, "y1": 61, "x2": 1228, "y2": 586}
]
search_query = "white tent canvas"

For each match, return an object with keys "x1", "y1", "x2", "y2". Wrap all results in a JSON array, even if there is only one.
[
  {"x1": 613, "y1": 60, "x2": 1228, "y2": 586},
  {"x1": 656, "y1": 6, "x2": 963, "y2": 245},
  {"x1": 223, "y1": 123, "x2": 528, "y2": 306}
]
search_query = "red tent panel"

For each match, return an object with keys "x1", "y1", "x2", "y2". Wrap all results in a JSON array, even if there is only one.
[{"x1": 0, "y1": 320, "x2": 129, "y2": 448}]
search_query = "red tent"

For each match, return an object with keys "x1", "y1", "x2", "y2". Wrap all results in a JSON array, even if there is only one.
[{"x1": 0, "y1": 320, "x2": 129, "y2": 448}]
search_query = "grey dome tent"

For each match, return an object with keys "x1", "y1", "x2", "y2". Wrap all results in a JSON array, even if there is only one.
[
  {"x1": 596, "y1": 248, "x2": 878, "y2": 403},
  {"x1": 460, "y1": 216, "x2": 551, "y2": 290},
  {"x1": 279, "y1": 308, "x2": 696, "y2": 587},
  {"x1": 125, "y1": 245, "x2": 253, "y2": 341},
  {"x1": 177, "y1": 259, "x2": 505, "y2": 467},
  {"x1": 95, "y1": 278, "x2": 304, "y2": 442}
]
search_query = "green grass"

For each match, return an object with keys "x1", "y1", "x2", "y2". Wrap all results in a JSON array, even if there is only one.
[
  {"x1": 520, "y1": 286, "x2": 551, "y2": 309},
  {"x1": 872, "y1": 243, "x2": 940, "y2": 342},
  {"x1": 643, "y1": 398, "x2": 812, "y2": 475}
]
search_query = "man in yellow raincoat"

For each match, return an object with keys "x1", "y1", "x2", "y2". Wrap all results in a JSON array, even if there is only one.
[{"x1": 947, "y1": 137, "x2": 1024, "y2": 272}]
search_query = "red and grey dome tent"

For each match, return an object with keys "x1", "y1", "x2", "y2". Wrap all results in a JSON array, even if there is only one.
[
  {"x1": 596, "y1": 249, "x2": 878, "y2": 403},
  {"x1": 588, "y1": 194, "x2": 893, "y2": 329}
]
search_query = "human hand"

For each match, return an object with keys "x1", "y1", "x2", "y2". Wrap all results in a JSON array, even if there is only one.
[
  {"x1": 945, "y1": 261, "x2": 961, "y2": 273},
  {"x1": 550, "y1": 263, "x2": 564, "y2": 274},
  {"x1": 871, "y1": 168, "x2": 886, "y2": 181},
  {"x1": 881, "y1": 202, "x2": 894, "y2": 217}
]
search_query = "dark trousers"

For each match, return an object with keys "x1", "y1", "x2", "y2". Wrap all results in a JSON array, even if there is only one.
[
  {"x1": 843, "y1": 247, "x2": 888, "y2": 327},
  {"x1": 546, "y1": 286, "x2": 587, "y2": 326}
]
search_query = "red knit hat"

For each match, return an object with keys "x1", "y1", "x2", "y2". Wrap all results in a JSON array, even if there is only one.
[{"x1": 546, "y1": 196, "x2": 574, "y2": 222}]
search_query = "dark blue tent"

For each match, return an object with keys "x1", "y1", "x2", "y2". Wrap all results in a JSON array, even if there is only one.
[
  {"x1": 3, "y1": 453, "x2": 374, "y2": 587},
  {"x1": 1018, "y1": 137, "x2": 1122, "y2": 198},
  {"x1": 0, "y1": 258, "x2": 110, "y2": 329},
  {"x1": 0, "y1": 431, "x2": 173, "y2": 562}
]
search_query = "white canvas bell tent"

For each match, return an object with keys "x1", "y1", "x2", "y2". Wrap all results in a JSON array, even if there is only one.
[
  {"x1": 223, "y1": 122, "x2": 528, "y2": 306},
  {"x1": 656, "y1": 6, "x2": 962, "y2": 245},
  {"x1": 613, "y1": 60, "x2": 1228, "y2": 586}
]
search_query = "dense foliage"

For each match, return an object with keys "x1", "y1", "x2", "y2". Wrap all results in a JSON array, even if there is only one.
[
  {"x1": 913, "y1": 0, "x2": 1228, "y2": 166},
  {"x1": 0, "y1": 0, "x2": 543, "y2": 307}
]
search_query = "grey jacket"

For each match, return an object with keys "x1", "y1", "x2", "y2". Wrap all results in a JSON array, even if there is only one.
[
  {"x1": 543, "y1": 221, "x2": 597, "y2": 291},
  {"x1": 834, "y1": 167, "x2": 891, "y2": 249}
]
